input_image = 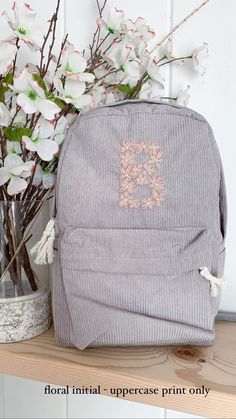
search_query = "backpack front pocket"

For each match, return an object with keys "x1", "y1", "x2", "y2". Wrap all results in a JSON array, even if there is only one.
[{"x1": 60, "y1": 226, "x2": 217, "y2": 349}]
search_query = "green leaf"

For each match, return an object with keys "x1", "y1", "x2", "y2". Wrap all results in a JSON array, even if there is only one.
[
  {"x1": 51, "y1": 97, "x2": 65, "y2": 109},
  {"x1": 45, "y1": 91, "x2": 53, "y2": 99},
  {"x1": 116, "y1": 84, "x2": 132, "y2": 94},
  {"x1": 3, "y1": 73, "x2": 14, "y2": 85},
  {"x1": 0, "y1": 84, "x2": 7, "y2": 102},
  {"x1": 3, "y1": 127, "x2": 33, "y2": 142},
  {"x1": 43, "y1": 167, "x2": 51, "y2": 173},
  {"x1": 129, "y1": 84, "x2": 142, "y2": 97},
  {"x1": 45, "y1": 91, "x2": 65, "y2": 110},
  {"x1": 0, "y1": 73, "x2": 13, "y2": 102},
  {"x1": 32, "y1": 73, "x2": 47, "y2": 91}
]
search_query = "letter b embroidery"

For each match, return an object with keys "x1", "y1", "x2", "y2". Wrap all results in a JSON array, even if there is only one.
[{"x1": 118, "y1": 140, "x2": 165, "y2": 209}]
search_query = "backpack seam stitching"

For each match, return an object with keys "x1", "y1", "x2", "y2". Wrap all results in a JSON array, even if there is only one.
[{"x1": 77, "y1": 111, "x2": 207, "y2": 123}]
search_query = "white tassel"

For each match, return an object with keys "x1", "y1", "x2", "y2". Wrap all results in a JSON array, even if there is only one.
[
  {"x1": 199, "y1": 266, "x2": 224, "y2": 297},
  {"x1": 30, "y1": 218, "x2": 55, "y2": 265}
]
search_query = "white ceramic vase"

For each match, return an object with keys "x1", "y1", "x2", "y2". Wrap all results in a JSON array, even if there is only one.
[
  {"x1": 0, "y1": 200, "x2": 52, "y2": 343},
  {"x1": 0, "y1": 288, "x2": 52, "y2": 343}
]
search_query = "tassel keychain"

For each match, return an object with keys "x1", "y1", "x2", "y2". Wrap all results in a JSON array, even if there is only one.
[{"x1": 30, "y1": 218, "x2": 55, "y2": 265}]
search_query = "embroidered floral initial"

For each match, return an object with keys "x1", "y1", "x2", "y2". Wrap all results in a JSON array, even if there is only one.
[{"x1": 118, "y1": 140, "x2": 165, "y2": 209}]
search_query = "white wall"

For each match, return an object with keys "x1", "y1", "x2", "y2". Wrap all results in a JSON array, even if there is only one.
[
  {"x1": 0, "y1": 0, "x2": 235, "y2": 418},
  {"x1": 170, "y1": 0, "x2": 236, "y2": 312}
]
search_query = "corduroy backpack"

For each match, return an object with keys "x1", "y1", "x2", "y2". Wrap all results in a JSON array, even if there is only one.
[{"x1": 52, "y1": 100, "x2": 227, "y2": 350}]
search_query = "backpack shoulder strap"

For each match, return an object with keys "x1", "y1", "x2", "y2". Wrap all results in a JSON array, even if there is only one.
[{"x1": 219, "y1": 160, "x2": 227, "y2": 239}]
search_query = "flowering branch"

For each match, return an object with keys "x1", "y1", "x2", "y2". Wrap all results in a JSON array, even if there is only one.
[
  {"x1": 44, "y1": 0, "x2": 61, "y2": 76},
  {"x1": 88, "y1": 0, "x2": 108, "y2": 68},
  {"x1": 39, "y1": 0, "x2": 60, "y2": 75},
  {"x1": 54, "y1": 33, "x2": 68, "y2": 77},
  {"x1": 150, "y1": 0, "x2": 211, "y2": 54},
  {"x1": 158, "y1": 55, "x2": 193, "y2": 67},
  {"x1": 0, "y1": 0, "x2": 209, "y2": 289}
]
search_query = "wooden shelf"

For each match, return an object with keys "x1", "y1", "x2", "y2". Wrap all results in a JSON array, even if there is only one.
[{"x1": 0, "y1": 321, "x2": 235, "y2": 418}]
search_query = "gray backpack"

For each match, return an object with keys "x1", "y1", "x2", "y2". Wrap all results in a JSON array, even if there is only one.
[{"x1": 53, "y1": 100, "x2": 227, "y2": 350}]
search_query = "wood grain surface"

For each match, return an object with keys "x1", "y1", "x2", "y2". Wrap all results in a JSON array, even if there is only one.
[{"x1": 0, "y1": 321, "x2": 235, "y2": 418}]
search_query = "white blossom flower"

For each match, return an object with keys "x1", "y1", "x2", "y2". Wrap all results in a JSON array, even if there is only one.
[
  {"x1": 124, "y1": 17, "x2": 155, "y2": 41},
  {"x1": 0, "y1": 39, "x2": 17, "y2": 75},
  {"x1": 123, "y1": 18, "x2": 155, "y2": 61},
  {"x1": 0, "y1": 103, "x2": 10, "y2": 126},
  {"x1": 54, "y1": 75, "x2": 91, "y2": 109},
  {"x1": 105, "y1": 41, "x2": 141, "y2": 87},
  {"x1": 97, "y1": 7, "x2": 125, "y2": 35},
  {"x1": 12, "y1": 68, "x2": 60, "y2": 120},
  {"x1": 146, "y1": 58, "x2": 165, "y2": 84},
  {"x1": 105, "y1": 91, "x2": 117, "y2": 104},
  {"x1": 10, "y1": 106, "x2": 26, "y2": 126},
  {"x1": 135, "y1": 40, "x2": 149, "y2": 62},
  {"x1": 32, "y1": 165, "x2": 56, "y2": 189},
  {"x1": 52, "y1": 116, "x2": 68, "y2": 146},
  {"x1": 86, "y1": 85, "x2": 115, "y2": 107},
  {"x1": 139, "y1": 58, "x2": 165, "y2": 101},
  {"x1": 192, "y1": 43, "x2": 208, "y2": 76},
  {"x1": 88, "y1": 85, "x2": 106, "y2": 108},
  {"x1": 176, "y1": 86, "x2": 190, "y2": 107},
  {"x1": 93, "y1": 64, "x2": 105, "y2": 84},
  {"x1": 0, "y1": 153, "x2": 35, "y2": 195},
  {"x1": 139, "y1": 80, "x2": 164, "y2": 100},
  {"x1": 7, "y1": 141, "x2": 21, "y2": 154},
  {"x1": 23, "y1": 117, "x2": 58, "y2": 161},
  {"x1": 59, "y1": 41, "x2": 95, "y2": 83},
  {"x1": 1, "y1": 1, "x2": 43, "y2": 50},
  {"x1": 105, "y1": 40, "x2": 135, "y2": 67},
  {"x1": 65, "y1": 112, "x2": 77, "y2": 126},
  {"x1": 161, "y1": 38, "x2": 174, "y2": 60}
]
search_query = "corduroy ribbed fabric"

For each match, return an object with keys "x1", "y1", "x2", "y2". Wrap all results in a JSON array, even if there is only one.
[{"x1": 52, "y1": 100, "x2": 227, "y2": 350}]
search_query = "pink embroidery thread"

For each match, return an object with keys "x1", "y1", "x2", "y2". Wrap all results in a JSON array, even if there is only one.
[{"x1": 118, "y1": 140, "x2": 165, "y2": 209}]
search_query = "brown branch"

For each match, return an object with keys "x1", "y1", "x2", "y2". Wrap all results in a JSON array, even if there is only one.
[
  {"x1": 44, "y1": 0, "x2": 61, "y2": 76},
  {"x1": 10, "y1": 104, "x2": 21, "y2": 125},
  {"x1": 30, "y1": 113, "x2": 41, "y2": 131},
  {"x1": 150, "y1": 0, "x2": 211, "y2": 54},
  {"x1": 12, "y1": 37, "x2": 20, "y2": 78},
  {"x1": 95, "y1": 68, "x2": 118, "y2": 83},
  {"x1": 20, "y1": 244, "x2": 38, "y2": 291},
  {"x1": 88, "y1": 0, "x2": 108, "y2": 67},
  {"x1": 39, "y1": 0, "x2": 61, "y2": 76},
  {"x1": 122, "y1": 1, "x2": 210, "y2": 101},
  {"x1": 9, "y1": 37, "x2": 20, "y2": 109},
  {"x1": 158, "y1": 55, "x2": 193, "y2": 67},
  {"x1": 0, "y1": 128, "x2": 7, "y2": 164},
  {"x1": 95, "y1": 33, "x2": 110, "y2": 54},
  {"x1": 94, "y1": 0, "x2": 108, "y2": 53},
  {"x1": 0, "y1": 193, "x2": 51, "y2": 283},
  {"x1": 99, "y1": 0, "x2": 108, "y2": 15},
  {"x1": 54, "y1": 34, "x2": 68, "y2": 73},
  {"x1": 0, "y1": 204, "x2": 24, "y2": 295},
  {"x1": 39, "y1": 23, "x2": 54, "y2": 74}
]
